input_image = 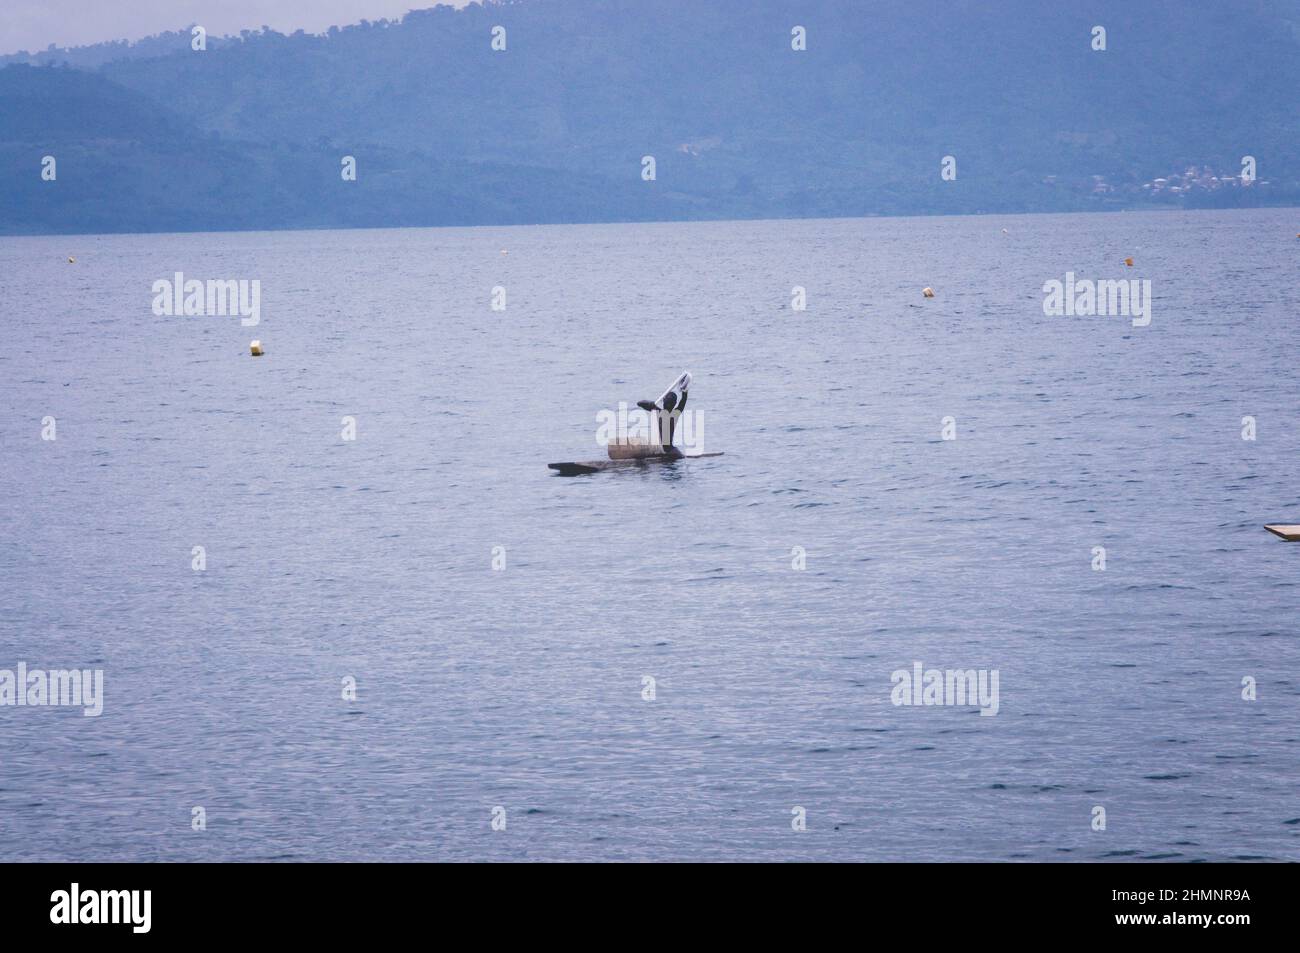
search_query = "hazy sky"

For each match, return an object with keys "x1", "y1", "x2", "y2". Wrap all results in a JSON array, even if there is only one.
[{"x1": 1, "y1": 1, "x2": 471, "y2": 55}]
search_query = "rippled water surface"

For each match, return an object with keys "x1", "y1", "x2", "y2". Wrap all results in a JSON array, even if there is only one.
[{"x1": 1, "y1": 209, "x2": 1297, "y2": 861}]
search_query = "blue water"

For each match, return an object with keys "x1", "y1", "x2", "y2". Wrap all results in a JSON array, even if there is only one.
[{"x1": 1, "y1": 209, "x2": 1297, "y2": 861}]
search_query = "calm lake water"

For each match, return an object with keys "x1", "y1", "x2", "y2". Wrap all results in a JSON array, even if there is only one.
[{"x1": 1, "y1": 209, "x2": 1297, "y2": 862}]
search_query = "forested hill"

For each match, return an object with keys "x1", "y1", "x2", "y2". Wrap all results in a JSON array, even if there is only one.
[{"x1": 3, "y1": 0, "x2": 1298, "y2": 235}]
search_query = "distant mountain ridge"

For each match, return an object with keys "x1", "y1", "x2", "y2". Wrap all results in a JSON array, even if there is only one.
[{"x1": 2, "y1": 0, "x2": 1298, "y2": 235}]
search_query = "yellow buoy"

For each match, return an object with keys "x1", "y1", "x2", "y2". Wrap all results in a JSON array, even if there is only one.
[
  {"x1": 249, "y1": 340, "x2": 264, "y2": 356},
  {"x1": 922, "y1": 287, "x2": 935, "y2": 298},
  {"x1": 1124, "y1": 257, "x2": 1134, "y2": 266}
]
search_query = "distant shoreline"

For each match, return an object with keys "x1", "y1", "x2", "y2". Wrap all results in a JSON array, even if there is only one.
[{"x1": 2, "y1": 204, "x2": 1296, "y2": 242}]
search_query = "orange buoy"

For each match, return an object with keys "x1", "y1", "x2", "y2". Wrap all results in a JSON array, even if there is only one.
[{"x1": 1124, "y1": 257, "x2": 1134, "y2": 266}]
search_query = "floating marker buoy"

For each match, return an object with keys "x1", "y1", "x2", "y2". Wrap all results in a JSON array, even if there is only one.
[
  {"x1": 1124, "y1": 257, "x2": 1134, "y2": 266},
  {"x1": 67, "y1": 257, "x2": 75, "y2": 263},
  {"x1": 1264, "y1": 524, "x2": 1300, "y2": 541},
  {"x1": 1000, "y1": 228, "x2": 1008, "y2": 235},
  {"x1": 249, "y1": 340, "x2": 264, "y2": 356},
  {"x1": 922, "y1": 287, "x2": 935, "y2": 298},
  {"x1": 500, "y1": 249, "x2": 508, "y2": 255}
]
